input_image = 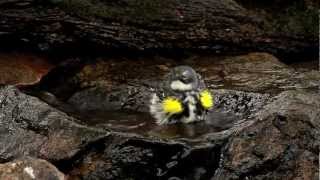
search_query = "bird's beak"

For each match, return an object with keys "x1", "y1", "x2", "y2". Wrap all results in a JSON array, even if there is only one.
[{"x1": 181, "y1": 77, "x2": 191, "y2": 84}]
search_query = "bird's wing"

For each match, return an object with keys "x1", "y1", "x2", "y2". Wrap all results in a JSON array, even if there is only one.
[{"x1": 197, "y1": 73, "x2": 207, "y2": 91}]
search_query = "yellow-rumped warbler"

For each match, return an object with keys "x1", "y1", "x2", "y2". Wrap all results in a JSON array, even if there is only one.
[{"x1": 150, "y1": 65, "x2": 213, "y2": 125}]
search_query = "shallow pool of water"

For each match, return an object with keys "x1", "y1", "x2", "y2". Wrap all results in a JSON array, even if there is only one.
[{"x1": 74, "y1": 109, "x2": 238, "y2": 139}]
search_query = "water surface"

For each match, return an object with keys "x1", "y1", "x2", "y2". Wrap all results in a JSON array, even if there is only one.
[{"x1": 76, "y1": 109, "x2": 238, "y2": 140}]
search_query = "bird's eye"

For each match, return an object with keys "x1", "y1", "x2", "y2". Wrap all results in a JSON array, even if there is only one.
[
  {"x1": 182, "y1": 71, "x2": 189, "y2": 78},
  {"x1": 180, "y1": 71, "x2": 192, "y2": 83}
]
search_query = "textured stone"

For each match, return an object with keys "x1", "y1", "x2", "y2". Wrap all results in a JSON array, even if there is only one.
[
  {"x1": 0, "y1": 53, "x2": 53, "y2": 86},
  {"x1": 0, "y1": 85, "x2": 107, "y2": 162},
  {"x1": 0, "y1": 157, "x2": 65, "y2": 180},
  {"x1": 213, "y1": 90, "x2": 320, "y2": 180},
  {"x1": 0, "y1": 0, "x2": 317, "y2": 56}
]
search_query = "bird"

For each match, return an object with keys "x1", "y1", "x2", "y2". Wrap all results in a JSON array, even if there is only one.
[{"x1": 149, "y1": 65, "x2": 213, "y2": 125}]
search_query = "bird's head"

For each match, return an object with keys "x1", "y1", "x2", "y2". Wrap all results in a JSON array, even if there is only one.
[{"x1": 168, "y1": 66, "x2": 199, "y2": 92}]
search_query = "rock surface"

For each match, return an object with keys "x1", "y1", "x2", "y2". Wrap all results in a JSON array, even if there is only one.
[
  {"x1": 0, "y1": 0, "x2": 317, "y2": 56},
  {"x1": 0, "y1": 85, "x2": 107, "y2": 162},
  {"x1": 0, "y1": 157, "x2": 65, "y2": 180},
  {"x1": 213, "y1": 90, "x2": 320, "y2": 180},
  {"x1": 0, "y1": 53, "x2": 54, "y2": 86}
]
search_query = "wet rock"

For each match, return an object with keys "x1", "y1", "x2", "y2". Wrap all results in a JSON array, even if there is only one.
[
  {"x1": 68, "y1": 134, "x2": 222, "y2": 180},
  {"x1": 190, "y1": 52, "x2": 319, "y2": 93},
  {"x1": 213, "y1": 90, "x2": 320, "y2": 180},
  {"x1": 73, "y1": 58, "x2": 171, "y2": 89},
  {"x1": 0, "y1": 53, "x2": 54, "y2": 86},
  {"x1": 68, "y1": 85, "x2": 152, "y2": 112},
  {"x1": 34, "y1": 57, "x2": 85, "y2": 100},
  {"x1": 213, "y1": 89, "x2": 270, "y2": 117},
  {"x1": 0, "y1": 157, "x2": 65, "y2": 180},
  {"x1": 0, "y1": 85, "x2": 107, "y2": 162}
]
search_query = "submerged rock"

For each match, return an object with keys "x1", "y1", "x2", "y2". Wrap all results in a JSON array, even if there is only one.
[
  {"x1": 68, "y1": 85, "x2": 152, "y2": 112},
  {"x1": 67, "y1": 135, "x2": 221, "y2": 180},
  {"x1": 0, "y1": 157, "x2": 65, "y2": 180}
]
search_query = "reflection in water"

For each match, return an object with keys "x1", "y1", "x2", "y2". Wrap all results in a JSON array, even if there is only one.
[{"x1": 77, "y1": 109, "x2": 237, "y2": 140}]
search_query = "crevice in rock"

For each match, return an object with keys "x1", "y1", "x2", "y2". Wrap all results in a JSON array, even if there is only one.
[
  {"x1": 52, "y1": 135, "x2": 108, "y2": 174},
  {"x1": 21, "y1": 57, "x2": 86, "y2": 100},
  {"x1": 0, "y1": 156, "x2": 14, "y2": 164},
  {"x1": 166, "y1": 146, "x2": 222, "y2": 180},
  {"x1": 117, "y1": 138, "x2": 224, "y2": 180}
]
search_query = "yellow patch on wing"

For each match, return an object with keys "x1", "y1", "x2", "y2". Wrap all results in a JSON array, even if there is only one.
[
  {"x1": 200, "y1": 89, "x2": 213, "y2": 109},
  {"x1": 162, "y1": 97, "x2": 183, "y2": 114}
]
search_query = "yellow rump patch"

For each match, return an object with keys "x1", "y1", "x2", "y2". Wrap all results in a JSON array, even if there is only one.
[
  {"x1": 200, "y1": 89, "x2": 213, "y2": 109},
  {"x1": 162, "y1": 97, "x2": 183, "y2": 114}
]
